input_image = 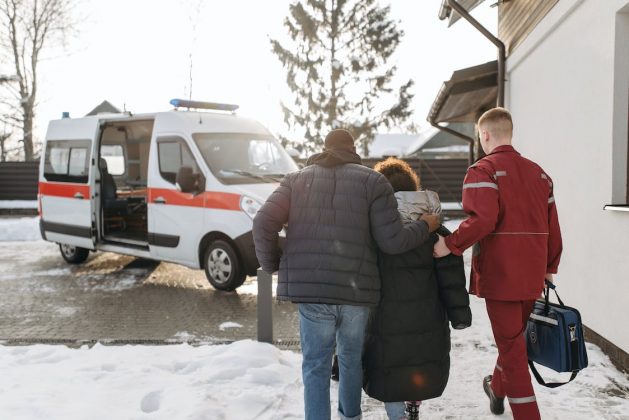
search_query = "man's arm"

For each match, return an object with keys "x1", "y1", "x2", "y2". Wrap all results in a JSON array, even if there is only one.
[
  {"x1": 252, "y1": 175, "x2": 291, "y2": 273},
  {"x1": 369, "y1": 175, "x2": 437, "y2": 255},
  {"x1": 443, "y1": 165, "x2": 500, "y2": 256}
]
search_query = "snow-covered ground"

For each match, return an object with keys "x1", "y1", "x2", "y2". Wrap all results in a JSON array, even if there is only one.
[
  {"x1": 0, "y1": 316, "x2": 628, "y2": 420},
  {"x1": 0, "y1": 216, "x2": 41, "y2": 241},
  {"x1": 0, "y1": 217, "x2": 628, "y2": 419},
  {"x1": 0, "y1": 200, "x2": 37, "y2": 209}
]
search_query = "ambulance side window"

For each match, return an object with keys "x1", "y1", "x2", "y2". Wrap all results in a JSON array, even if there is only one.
[
  {"x1": 43, "y1": 140, "x2": 91, "y2": 183},
  {"x1": 157, "y1": 137, "x2": 200, "y2": 185}
]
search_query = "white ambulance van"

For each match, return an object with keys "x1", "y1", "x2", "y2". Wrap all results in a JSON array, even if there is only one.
[{"x1": 38, "y1": 99, "x2": 297, "y2": 291}]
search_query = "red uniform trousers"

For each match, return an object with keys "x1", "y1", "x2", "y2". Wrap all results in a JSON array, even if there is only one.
[{"x1": 486, "y1": 299, "x2": 541, "y2": 420}]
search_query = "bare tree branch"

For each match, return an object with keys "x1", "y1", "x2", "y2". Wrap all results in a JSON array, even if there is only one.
[{"x1": 0, "y1": 0, "x2": 75, "y2": 160}]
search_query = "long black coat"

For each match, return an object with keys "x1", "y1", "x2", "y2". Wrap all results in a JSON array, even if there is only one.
[{"x1": 363, "y1": 226, "x2": 471, "y2": 402}]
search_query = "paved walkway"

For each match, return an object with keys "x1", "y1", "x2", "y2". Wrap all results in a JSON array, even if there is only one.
[{"x1": 0, "y1": 240, "x2": 300, "y2": 346}]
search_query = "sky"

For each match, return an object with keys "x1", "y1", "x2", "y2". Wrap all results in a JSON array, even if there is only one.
[{"x1": 20, "y1": 0, "x2": 497, "y2": 146}]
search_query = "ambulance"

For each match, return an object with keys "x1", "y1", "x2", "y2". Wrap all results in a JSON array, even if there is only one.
[{"x1": 38, "y1": 99, "x2": 297, "y2": 291}]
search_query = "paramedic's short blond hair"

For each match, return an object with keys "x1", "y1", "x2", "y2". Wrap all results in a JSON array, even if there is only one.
[{"x1": 478, "y1": 107, "x2": 513, "y2": 141}]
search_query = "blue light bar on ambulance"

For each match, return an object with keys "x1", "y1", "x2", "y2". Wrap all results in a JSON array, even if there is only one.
[{"x1": 169, "y1": 98, "x2": 239, "y2": 112}]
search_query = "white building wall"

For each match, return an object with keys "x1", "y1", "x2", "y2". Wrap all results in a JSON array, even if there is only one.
[{"x1": 506, "y1": 0, "x2": 629, "y2": 352}]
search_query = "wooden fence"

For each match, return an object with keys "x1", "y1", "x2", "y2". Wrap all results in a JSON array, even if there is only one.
[
  {"x1": 0, "y1": 158, "x2": 468, "y2": 204},
  {"x1": 0, "y1": 162, "x2": 39, "y2": 200}
]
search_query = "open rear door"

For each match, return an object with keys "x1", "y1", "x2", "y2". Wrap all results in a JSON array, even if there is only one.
[{"x1": 39, "y1": 118, "x2": 99, "y2": 249}]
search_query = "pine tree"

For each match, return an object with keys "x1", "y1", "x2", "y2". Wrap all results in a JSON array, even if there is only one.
[{"x1": 271, "y1": 0, "x2": 414, "y2": 156}]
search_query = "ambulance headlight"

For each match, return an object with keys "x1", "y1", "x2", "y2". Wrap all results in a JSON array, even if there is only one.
[{"x1": 240, "y1": 196, "x2": 262, "y2": 220}]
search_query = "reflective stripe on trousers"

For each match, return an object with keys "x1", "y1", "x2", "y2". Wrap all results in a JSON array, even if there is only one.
[{"x1": 486, "y1": 299, "x2": 541, "y2": 420}]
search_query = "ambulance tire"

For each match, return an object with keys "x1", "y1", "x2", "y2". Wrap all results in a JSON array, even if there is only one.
[
  {"x1": 59, "y1": 244, "x2": 90, "y2": 264},
  {"x1": 203, "y1": 240, "x2": 246, "y2": 291}
]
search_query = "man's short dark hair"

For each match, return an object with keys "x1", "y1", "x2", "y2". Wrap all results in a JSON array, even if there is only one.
[{"x1": 324, "y1": 129, "x2": 355, "y2": 151}]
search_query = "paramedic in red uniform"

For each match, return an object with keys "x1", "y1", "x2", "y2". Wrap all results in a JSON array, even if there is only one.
[{"x1": 433, "y1": 107, "x2": 562, "y2": 420}]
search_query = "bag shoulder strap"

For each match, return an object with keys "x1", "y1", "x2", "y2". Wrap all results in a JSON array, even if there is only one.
[{"x1": 528, "y1": 360, "x2": 578, "y2": 388}]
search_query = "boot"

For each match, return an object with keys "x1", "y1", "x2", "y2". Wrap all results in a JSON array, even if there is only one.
[
  {"x1": 404, "y1": 401, "x2": 420, "y2": 420},
  {"x1": 483, "y1": 375, "x2": 505, "y2": 415}
]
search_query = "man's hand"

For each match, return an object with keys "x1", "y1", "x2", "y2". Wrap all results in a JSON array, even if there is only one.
[
  {"x1": 433, "y1": 234, "x2": 451, "y2": 258},
  {"x1": 545, "y1": 273, "x2": 554, "y2": 283},
  {"x1": 420, "y1": 214, "x2": 440, "y2": 233}
]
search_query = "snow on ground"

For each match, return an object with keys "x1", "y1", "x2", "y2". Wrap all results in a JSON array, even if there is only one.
[
  {"x1": 0, "y1": 200, "x2": 37, "y2": 209},
  {"x1": 219, "y1": 322, "x2": 244, "y2": 331},
  {"x1": 0, "y1": 219, "x2": 628, "y2": 419},
  {"x1": 0, "y1": 340, "x2": 304, "y2": 420},
  {"x1": 0, "y1": 324, "x2": 628, "y2": 420},
  {"x1": 0, "y1": 216, "x2": 41, "y2": 241}
]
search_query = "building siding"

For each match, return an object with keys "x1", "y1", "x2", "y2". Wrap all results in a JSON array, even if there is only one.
[
  {"x1": 499, "y1": 0, "x2": 559, "y2": 55},
  {"x1": 505, "y1": 0, "x2": 629, "y2": 359}
]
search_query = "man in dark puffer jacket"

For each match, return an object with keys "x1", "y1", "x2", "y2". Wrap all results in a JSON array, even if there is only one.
[{"x1": 253, "y1": 130, "x2": 440, "y2": 420}]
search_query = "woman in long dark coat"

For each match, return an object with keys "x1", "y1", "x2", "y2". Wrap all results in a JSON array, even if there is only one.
[{"x1": 362, "y1": 157, "x2": 472, "y2": 419}]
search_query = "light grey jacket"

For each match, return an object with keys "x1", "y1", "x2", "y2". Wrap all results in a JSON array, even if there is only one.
[{"x1": 394, "y1": 190, "x2": 442, "y2": 223}]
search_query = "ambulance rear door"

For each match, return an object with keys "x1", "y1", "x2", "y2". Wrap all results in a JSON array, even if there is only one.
[{"x1": 39, "y1": 117, "x2": 100, "y2": 249}]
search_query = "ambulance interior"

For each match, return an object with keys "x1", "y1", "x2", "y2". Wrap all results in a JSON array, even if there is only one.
[{"x1": 99, "y1": 120, "x2": 153, "y2": 246}]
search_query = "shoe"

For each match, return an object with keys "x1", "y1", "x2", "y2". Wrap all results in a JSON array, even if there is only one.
[{"x1": 483, "y1": 375, "x2": 505, "y2": 415}]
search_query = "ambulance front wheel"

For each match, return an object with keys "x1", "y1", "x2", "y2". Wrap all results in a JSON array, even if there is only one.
[
  {"x1": 204, "y1": 240, "x2": 246, "y2": 291},
  {"x1": 59, "y1": 244, "x2": 89, "y2": 264}
]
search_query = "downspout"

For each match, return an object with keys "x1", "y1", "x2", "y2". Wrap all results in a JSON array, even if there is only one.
[{"x1": 447, "y1": 0, "x2": 505, "y2": 107}]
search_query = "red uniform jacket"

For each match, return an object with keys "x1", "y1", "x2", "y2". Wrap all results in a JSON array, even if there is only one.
[{"x1": 445, "y1": 145, "x2": 562, "y2": 301}]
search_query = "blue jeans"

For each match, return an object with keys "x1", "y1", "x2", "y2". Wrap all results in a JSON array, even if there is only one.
[
  {"x1": 384, "y1": 402, "x2": 406, "y2": 420},
  {"x1": 299, "y1": 303, "x2": 370, "y2": 420}
]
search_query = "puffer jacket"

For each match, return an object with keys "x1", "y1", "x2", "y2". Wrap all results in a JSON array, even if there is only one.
[
  {"x1": 363, "y1": 190, "x2": 471, "y2": 402},
  {"x1": 252, "y1": 149, "x2": 430, "y2": 306}
]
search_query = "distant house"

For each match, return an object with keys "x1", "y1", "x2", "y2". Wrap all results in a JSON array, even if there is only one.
[
  {"x1": 436, "y1": 0, "x2": 629, "y2": 370},
  {"x1": 366, "y1": 133, "x2": 421, "y2": 158},
  {"x1": 367, "y1": 123, "x2": 474, "y2": 160},
  {"x1": 86, "y1": 100, "x2": 121, "y2": 116},
  {"x1": 405, "y1": 122, "x2": 473, "y2": 159}
]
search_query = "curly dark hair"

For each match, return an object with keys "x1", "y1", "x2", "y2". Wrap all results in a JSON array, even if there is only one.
[{"x1": 373, "y1": 157, "x2": 420, "y2": 192}]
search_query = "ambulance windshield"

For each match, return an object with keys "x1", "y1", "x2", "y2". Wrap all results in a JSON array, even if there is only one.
[{"x1": 193, "y1": 133, "x2": 299, "y2": 184}]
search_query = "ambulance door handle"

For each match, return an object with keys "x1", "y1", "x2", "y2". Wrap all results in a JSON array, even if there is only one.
[
  {"x1": 74, "y1": 192, "x2": 84, "y2": 200},
  {"x1": 153, "y1": 196, "x2": 166, "y2": 204}
]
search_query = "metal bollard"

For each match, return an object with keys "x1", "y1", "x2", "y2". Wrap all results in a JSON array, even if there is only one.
[{"x1": 257, "y1": 269, "x2": 273, "y2": 343}]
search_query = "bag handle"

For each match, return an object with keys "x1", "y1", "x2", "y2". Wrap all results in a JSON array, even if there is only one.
[
  {"x1": 528, "y1": 360, "x2": 578, "y2": 388},
  {"x1": 543, "y1": 280, "x2": 564, "y2": 313},
  {"x1": 533, "y1": 280, "x2": 579, "y2": 387}
]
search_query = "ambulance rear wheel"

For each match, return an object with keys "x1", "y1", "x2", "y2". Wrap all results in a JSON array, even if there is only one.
[
  {"x1": 204, "y1": 240, "x2": 246, "y2": 291},
  {"x1": 59, "y1": 244, "x2": 89, "y2": 264}
]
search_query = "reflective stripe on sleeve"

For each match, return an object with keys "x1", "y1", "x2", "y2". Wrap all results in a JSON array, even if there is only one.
[
  {"x1": 495, "y1": 364, "x2": 503, "y2": 372},
  {"x1": 508, "y1": 396, "x2": 537, "y2": 404},
  {"x1": 548, "y1": 197, "x2": 555, "y2": 204},
  {"x1": 493, "y1": 171, "x2": 507, "y2": 178},
  {"x1": 463, "y1": 182, "x2": 498, "y2": 190}
]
